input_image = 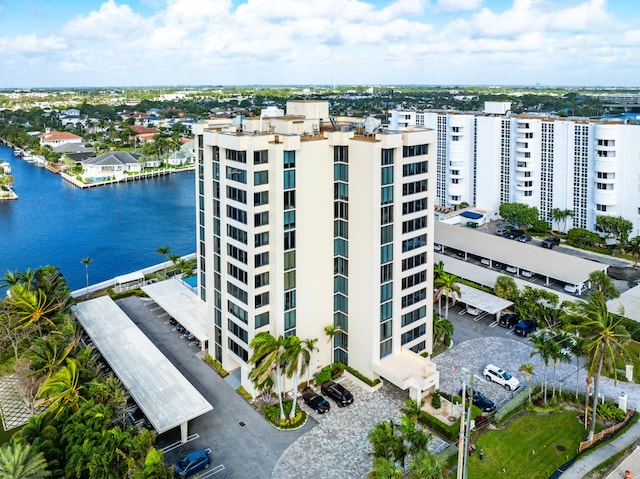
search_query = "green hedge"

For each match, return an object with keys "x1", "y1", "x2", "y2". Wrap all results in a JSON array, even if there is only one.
[
  {"x1": 237, "y1": 385, "x2": 252, "y2": 401},
  {"x1": 107, "y1": 288, "x2": 148, "y2": 300},
  {"x1": 418, "y1": 411, "x2": 461, "y2": 440},
  {"x1": 262, "y1": 400, "x2": 306, "y2": 429},
  {"x1": 203, "y1": 354, "x2": 229, "y2": 377}
]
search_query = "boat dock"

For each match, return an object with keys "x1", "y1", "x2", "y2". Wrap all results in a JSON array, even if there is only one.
[{"x1": 60, "y1": 166, "x2": 193, "y2": 189}]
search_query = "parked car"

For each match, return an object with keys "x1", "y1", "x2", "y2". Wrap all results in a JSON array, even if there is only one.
[
  {"x1": 321, "y1": 380, "x2": 354, "y2": 407},
  {"x1": 483, "y1": 364, "x2": 521, "y2": 391},
  {"x1": 505, "y1": 265, "x2": 517, "y2": 274},
  {"x1": 302, "y1": 391, "x2": 330, "y2": 414},
  {"x1": 495, "y1": 227, "x2": 510, "y2": 236},
  {"x1": 516, "y1": 235, "x2": 532, "y2": 243},
  {"x1": 564, "y1": 284, "x2": 579, "y2": 294},
  {"x1": 504, "y1": 229, "x2": 524, "y2": 239},
  {"x1": 514, "y1": 320, "x2": 538, "y2": 337},
  {"x1": 498, "y1": 313, "x2": 520, "y2": 328},
  {"x1": 541, "y1": 237, "x2": 560, "y2": 249},
  {"x1": 480, "y1": 258, "x2": 491, "y2": 266},
  {"x1": 521, "y1": 270, "x2": 534, "y2": 278},
  {"x1": 459, "y1": 388, "x2": 496, "y2": 412},
  {"x1": 174, "y1": 449, "x2": 210, "y2": 477}
]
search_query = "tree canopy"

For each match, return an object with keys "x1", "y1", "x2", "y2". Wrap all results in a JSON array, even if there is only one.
[{"x1": 498, "y1": 203, "x2": 539, "y2": 230}]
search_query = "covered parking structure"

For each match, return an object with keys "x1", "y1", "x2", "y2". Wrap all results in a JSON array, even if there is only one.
[
  {"x1": 435, "y1": 222, "x2": 607, "y2": 295},
  {"x1": 447, "y1": 283, "x2": 514, "y2": 319},
  {"x1": 142, "y1": 277, "x2": 209, "y2": 350},
  {"x1": 73, "y1": 296, "x2": 213, "y2": 443}
]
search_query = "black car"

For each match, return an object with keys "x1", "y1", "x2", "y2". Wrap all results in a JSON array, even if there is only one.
[
  {"x1": 459, "y1": 388, "x2": 496, "y2": 412},
  {"x1": 302, "y1": 391, "x2": 330, "y2": 413},
  {"x1": 498, "y1": 313, "x2": 520, "y2": 329},
  {"x1": 504, "y1": 229, "x2": 524, "y2": 240},
  {"x1": 514, "y1": 319, "x2": 538, "y2": 337},
  {"x1": 321, "y1": 380, "x2": 354, "y2": 407},
  {"x1": 541, "y1": 237, "x2": 560, "y2": 249}
]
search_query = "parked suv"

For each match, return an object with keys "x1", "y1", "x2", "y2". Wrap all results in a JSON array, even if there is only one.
[
  {"x1": 174, "y1": 449, "x2": 210, "y2": 477},
  {"x1": 541, "y1": 237, "x2": 560, "y2": 249},
  {"x1": 498, "y1": 313, "x2": 520, "y2": 329},
  {"x1": 483, "y1": 364, "x2": 520, "y2": 391},
  {"x1": 321, "y1": 380, "x2": 354, "y2": 407},
  {"x1": 504, "y1": 229, "x2": 524, "y2": 240},
  {"x1": 514, "y1": 319, "x2": 538, "y2": 337}
]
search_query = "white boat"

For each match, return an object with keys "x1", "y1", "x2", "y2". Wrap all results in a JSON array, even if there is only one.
[
  {"x1": 22, "y1": 152, "x2": 35, "y2": 162},
  {"x1": 13, "y1": 148, "x2": 24, "y2": 157},
  {"x1": 1, "y1": 161, "x2": 11, "y2": 174},
  {"x1": 34, "y1": 155, "x2": 46, "y2": 166}
]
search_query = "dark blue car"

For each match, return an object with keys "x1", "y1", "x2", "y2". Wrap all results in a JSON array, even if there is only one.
[
  {"x1": 174, "y1": 449, "x2": 210, "y2": 477},
  {"x1": 514, "y1": 320, "x2": 538, "y2": 337}
]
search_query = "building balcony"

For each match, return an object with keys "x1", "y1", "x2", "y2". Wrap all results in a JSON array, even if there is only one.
[
  {"x1": 448, "y1": 183, "x2": 464, "y2": 195},
  {"x1": 594, "y1": 191, "x2": 616, "y2": 205},
  {"x1": 515, "y1": 164, "x2": 535, "y2": 173},
  {"x1": 515, "y1": 183, "x2": 534, "y2": 192},
  {"x1": 594, "y1": 159, "x2": 617, "y2": 173},
  {"x1": 515, "y1": 173, "x2": 533, "y2": 182}
]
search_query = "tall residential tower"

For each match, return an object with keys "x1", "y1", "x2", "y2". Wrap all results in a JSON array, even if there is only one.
[{"x1": 194, "y1": 101, "x2": 439, "y2": 400}]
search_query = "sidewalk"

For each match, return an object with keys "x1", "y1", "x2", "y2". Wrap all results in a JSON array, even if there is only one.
[{"x1": 559, "y1": 417, "x2": 640, "y2": 478}]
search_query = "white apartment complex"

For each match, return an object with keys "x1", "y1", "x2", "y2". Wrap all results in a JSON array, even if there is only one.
[
  {"x1": 390, "y1": 103, "x2": 640, "y2": 234},
  {"x1": 193, "y1": 101, "x2": 439, "y2": 399}
]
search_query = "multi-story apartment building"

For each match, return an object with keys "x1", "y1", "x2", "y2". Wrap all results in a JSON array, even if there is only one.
[
  {"x1": 193, "y1": 101, "x2": 439, "y2": 400},
  {"x1": 390, "y1": 103, "x2": 640, "y2": 234}
]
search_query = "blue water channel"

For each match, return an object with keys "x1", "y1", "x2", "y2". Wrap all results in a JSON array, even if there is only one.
[{"x1": 0, "y1": 145, "x2": 195, "y2": 291}]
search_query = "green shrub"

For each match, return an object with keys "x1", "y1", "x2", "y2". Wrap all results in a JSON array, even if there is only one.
[
  {"x1": 343, "y1": 364, "x2": 381, "y2": 387},
  {"x1": 418, "y1": 411, "x2": 460, "y2": 440},
  {"x1": 431, "y1": 390, "x2": 442, "y2": 409},
  {"x1": 315, "y1": 370, "x2": 332, "y2": 386},
  {"x1": 262, "y1": 400, "x2": 306, "y2": 429},
  {"x1": 108, "y1": 288, "x2": 147, "y2": 300},
  {"x1": 597, "y1": 402, "x2": 626, "y2": 422},
  {"x1": 204, "y1": 354, "x2": 229, "y2": 377},
  {"x1": 236, "y1": 385, "x2": 252, "y2": 401}
]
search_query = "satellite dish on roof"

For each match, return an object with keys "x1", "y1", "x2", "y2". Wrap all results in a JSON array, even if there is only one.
[{"x1": 363, "y1": 117, "x2": 381, "y2": 135}]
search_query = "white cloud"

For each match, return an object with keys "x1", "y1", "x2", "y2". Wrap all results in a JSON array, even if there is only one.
[
  {"x1": 437, "y1": 0, "x2": 483, "y2": 13},
  {"x1": 0, "y1": 34, "x2": 67, "y2": 54}
]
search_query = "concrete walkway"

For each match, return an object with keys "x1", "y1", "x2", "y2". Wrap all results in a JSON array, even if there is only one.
[{"x1": 560, "y1": 419, "x2": 640, "y2": 478}]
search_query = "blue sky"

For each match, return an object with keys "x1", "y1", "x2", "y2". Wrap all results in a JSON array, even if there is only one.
[{"x1": 0, "y1": 0, "x2": 638, "y2": 88}]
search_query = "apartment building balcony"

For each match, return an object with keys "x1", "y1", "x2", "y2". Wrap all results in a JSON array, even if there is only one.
[
  {"x1": 594, "y1": 190, "x2": 616, "y2": 205},
  {"x1": 447, "y1": 183, "x2": 464, "y2": 196},
  {"x1": 516, "y1": 145, "x2": 532, "y2": 153},
  {"x1": 594, "y1": 159, "x2": 617, "y2": 173},
  {"x1": 515, "y1": 183, "x2": 534, "y2": 192},
  {"x1": 515, "y1": 172, "x2": 534, "y2": 182},
  {"x1": 515, "y1": 163, "x2": 535, "y2": 173},
  {"x1": 449, "y1": 158, "x2": 465, "y2": 168},
  {"x1": 516, "y1": 127, "x2": 532, "y2": 134},
  {"x1": 449, "y1": 170, "x2": 463, "y2": 179}
]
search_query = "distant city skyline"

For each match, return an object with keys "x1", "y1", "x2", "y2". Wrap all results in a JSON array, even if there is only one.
[{"x1": 0, "y1": 0, "x2": 638, "y2": 89}]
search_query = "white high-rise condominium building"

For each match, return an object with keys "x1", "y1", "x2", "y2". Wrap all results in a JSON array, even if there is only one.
[
  {"x1": 194, "y1": 101, "x2": 439, "y2": 399},
  {"x1": 391, "y1": 103, "x2": 640, "y2": 233}
]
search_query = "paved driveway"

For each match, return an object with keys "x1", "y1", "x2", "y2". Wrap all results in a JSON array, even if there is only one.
[{"x1": 272, "y1": 377, "x2": 407, "y2": 479}]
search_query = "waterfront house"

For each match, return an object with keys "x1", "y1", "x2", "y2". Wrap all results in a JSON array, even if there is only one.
[
  {"x1": 81, "y1": 152, "x2": 145, "y2": 181},
  {"x1": 39, "y1": 129, "x2": 83, "y2": 148},
  {"x1": 130, "y1": 125, "x2": 160, "y2": 143},
  {"x1": 166, "y1": 140, "x2": 195, "y2": 166}
]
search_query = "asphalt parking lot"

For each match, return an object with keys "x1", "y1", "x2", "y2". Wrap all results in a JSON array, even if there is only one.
[{"x1": 115, "y1": 296, "x2": 314, "y2": 479}]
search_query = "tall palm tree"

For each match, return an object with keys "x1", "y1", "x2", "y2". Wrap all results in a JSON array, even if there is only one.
[
  {"x1": 627, "y1": 236, "x2": 640, "y2": 267},
  {"x1": 0, "y1": 442, "x2": 51, "y2": 479},
  {"x1": 519, "y1": 363, "x2": 535, "y2": 404},
  {"x1": 564, "y1": 292, "x2": 630, "y2": 440},
  {"x1": 434, "y1": 273, "x2": 461, "y2": 321},
  {"x1": 6, "y1": 285, "x2": 57, "y2": 333},
  {"x1": 529, "y1": 334, "x2": 553, "y2": 404},
  {"x1": 324, "y1": 325, "x2": 342, "y2": 367},
  {"x1": 80, "y1": 257, "x2": 93, "y2": 298},
  {"x1": 282, "y1": 335, "x2": 310, "y2": 420},
  {"x1": 155, "y1": 245, "x2": 171, "y2": 279},
  {"x1": 302, "y1": 338, "x2": 319, "y2": 386},
  {"x1": 248, "y1": 332, "x2": 287, "y2": 420},
  {"x1": 549, "y1": 333, "x2": 572, "y2": 399}
]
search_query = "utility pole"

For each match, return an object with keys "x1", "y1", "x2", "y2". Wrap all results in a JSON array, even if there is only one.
[{"x1": 456, "y1": 383, "x2": 466, "y2": 479}]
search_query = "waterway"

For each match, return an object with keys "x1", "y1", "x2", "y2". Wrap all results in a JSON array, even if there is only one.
[{"x1": 0, "y1": 145, "x2": 195, "y2": 291}]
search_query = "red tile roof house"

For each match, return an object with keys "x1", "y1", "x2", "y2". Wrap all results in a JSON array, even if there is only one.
[
  {"x1": 39, "y1": 128, "x2": 83, "y2": 148},
  {"x1": 130, "y1": 125, "x2": 161, "y2": 143}
]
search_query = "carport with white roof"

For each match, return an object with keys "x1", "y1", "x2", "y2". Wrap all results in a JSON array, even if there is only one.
[
  {"x1": 435, "y1": 222, "x2": 607, "y2": 294},
  {"x1": 142, "y1": 277, "x2": 209, "y2": 348},
  {"x1": 453, "y1": 283, "x2": 514, "y2": 316},
  {"x1": 73, "y1": 296, "x2": 213, "y2": 443}
]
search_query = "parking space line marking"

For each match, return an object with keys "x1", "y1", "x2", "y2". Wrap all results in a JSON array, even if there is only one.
[
  {"x1": 161, "y1": 433, "x2": 200, "y2": 453},
  {"x1": 202, "y1": 464, "x2": 225, "y2": 477},
  {"x1": 489, "y1": 321, "x2": 499, "y2": 328}
]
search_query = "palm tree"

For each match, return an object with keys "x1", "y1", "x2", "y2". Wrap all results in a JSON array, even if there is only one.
[
  {"x1": 494, "y1": 275, "x2": 519, "y2": 301},
  {"x1": 409, "y1": 449, "x2": 443, "y2": 479},
  {"x1": 529, "y1": 333, "x2": 553, "y2": 404},
  {"x1": 302, "y1": 338, "x2": 319, "y2": 386},
  {"x1": 155, "y1": 245, "x2": 171, "y2": 279},
  {"x1": 324, "y1": 324, "x2": 342, "y2": 367},
  {"x1": 627, "y1": 236, "x2": 640, "y2": 267},
  {"x1": 80, "y1": 257, "x2": 93, "y2": 298},
  {"x1": 433, "y1": 314, "x2": 454, "y2": 348},
  {"x1": 549, "y1": 333, "x2": 572, "y2": 399},
  {"x1": 282, "y1": 335, "x2": 307, "y2": 420},
  {"x1": 0, "y1": 442, "x2": 51, "y2": 479},
  {"x1": 588, "y1": 270, "x2": 620, "y2": 300},
  {"x1": 6, "y1": 285, "x2": 58, "y2": 333},
  {"x1": 519, "y1": 363, "x2": 535, "y2": 404},
  {"x1": 37, "y1": 358, "x2": 86, "y2": 417},
  {"x1": 551, "y1": 208, "x2": 574, "y2": 234},
  {"x1": 1, "y1": 270, "x2": 21, "y2": 289},
  {"x1": 434, "y1": 273, "x2": 461, "y2": 321},
  {"x1": 248, "y1": 332, "x2": 287, "y2": 421},
  {"x1": 564, "y1": 292, "x2": 630, "y2": 440}
]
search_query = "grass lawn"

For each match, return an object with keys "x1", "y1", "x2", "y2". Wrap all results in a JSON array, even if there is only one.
[
  {"x1": 616, "y1": 340, "x2": 640, "y2": 383},
  {"x1": 468, "y1": 411, "x2": 586, "y2": 479}
]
